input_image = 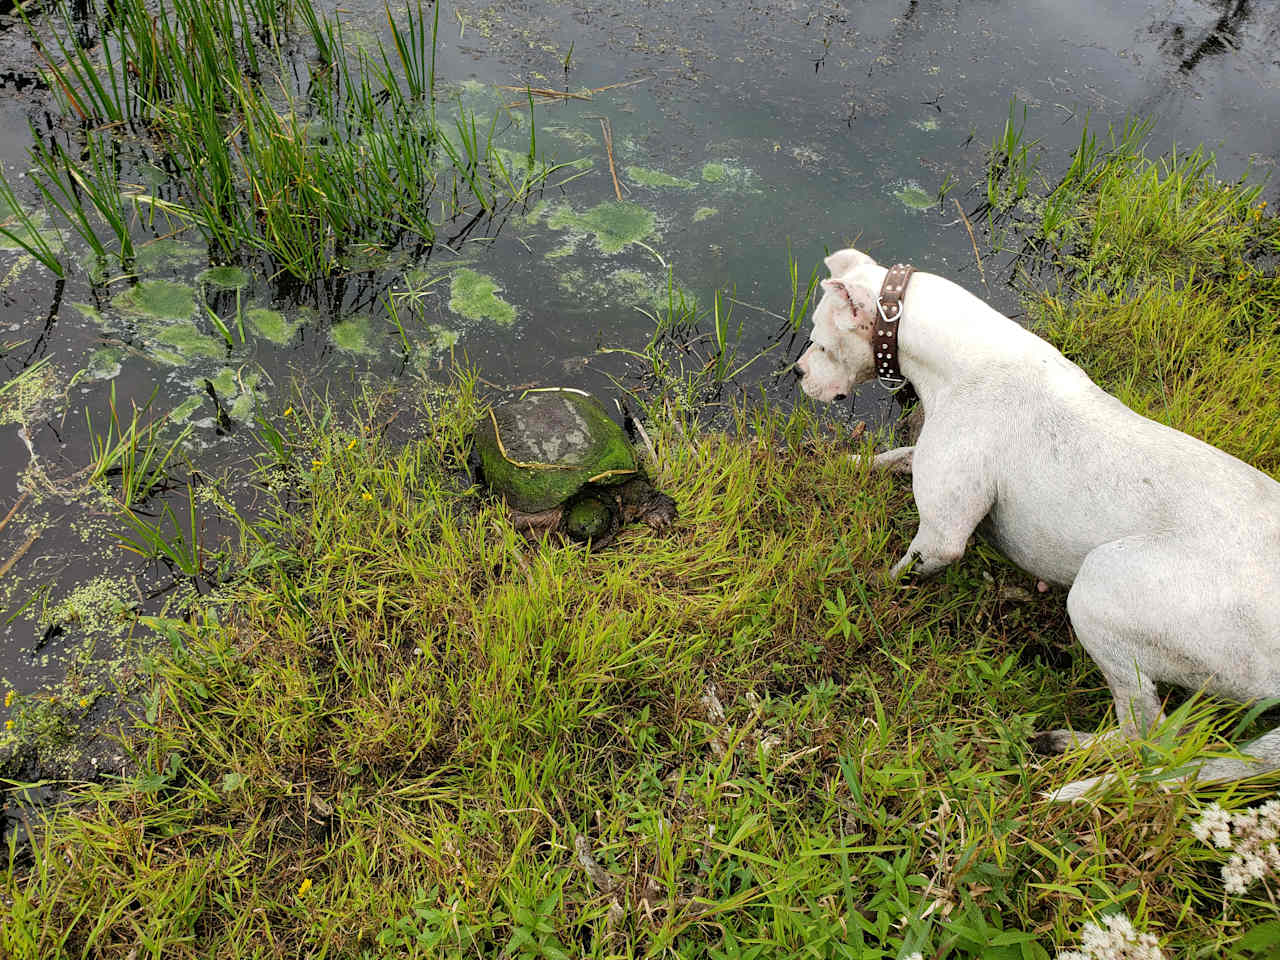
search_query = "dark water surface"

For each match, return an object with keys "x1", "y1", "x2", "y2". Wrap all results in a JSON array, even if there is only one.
[{"x1": 0, "y1": 0, "x2": 1276, "y2": 766}]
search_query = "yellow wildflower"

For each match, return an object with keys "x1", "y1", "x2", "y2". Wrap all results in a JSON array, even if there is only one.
[
  {"x1": 312, "y1": 458, "x2": 323, "y2": 468},
  {"x1": 362, "y1": 492, "x2": 373, "y2": 501},
  {"x1": 4, "y1": 720, "x2": 12, "y2": 731},
  {"x1": 297, "y1": 877, "x2": 312, "y2": 897},
  {"x1": 346, "y1": 438, "x2": 358, "y2": 450},
  {"x1": 3, "y1": 689, "x2": 13, "y2": 708},
  {"x1": 78, "y1": 697, "x2": 90, "y2": 708},
  {"x1": 283, "y1": 406, "x2": 294, "y2": 416}
]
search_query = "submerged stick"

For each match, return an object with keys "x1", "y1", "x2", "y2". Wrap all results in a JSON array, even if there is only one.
[
  {"x1": 599, "y1": 118, "x2": 622, "y2": 201},
  {"x1": 0, "y1": 532, "x2": 40, "y2": 581},
  {"x1": 0, "y1": 492, "x2": 28, "y2": 537},
  {"x1": 953, "y1": 198, "x2": 988, "y2": 292}
]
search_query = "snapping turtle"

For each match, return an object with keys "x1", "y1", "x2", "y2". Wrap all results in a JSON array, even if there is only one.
[{"x1": 472, "y1": 388, "x2": 676, "y2": 544}]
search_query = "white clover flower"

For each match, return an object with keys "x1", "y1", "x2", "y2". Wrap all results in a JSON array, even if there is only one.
[
  {"x1": 1056, "y1": 912, "x2": 1165, "y2": 960},
  {"x1": 1192, "y1": 797, "x2": 1280, "y2": 893},
  {"x1": 1191, "y1": 803, "x2": 1233, "y2": 849}
]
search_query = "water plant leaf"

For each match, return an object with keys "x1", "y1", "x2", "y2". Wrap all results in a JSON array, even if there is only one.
[
  {"x1": 198, "y1": 266, "x2": 252, "y2": 291},
  {"x1": 113, "y1": 281, "x2": 197, "y2": 322},
  {"x1": 134, "y1": 239, "x2": 202, "y2": 272},
  {"x1": 893, "y1": 182, "x2": 936, "y2": 211},
  {"x1": 246, "y1": 308, "x2": 300, "y2": 346},
  {"x1": 331, "y1": 314, "x2": 378, "y2": 355},
  {"x1": 625, "y1": 166, "x2": 696, "y2": 189},
  {"x1": 82, "y1": 347, "x2": 125, "y2": 381},
  {"x1": 545, "y1": 201, "x2": 657, "y2": 255},
  {"x1": 143, "y1": 322, "x2": 225, "y2": 363},
  {"x1": 448, "y1": 269, "x2": 516, "y2": 325}
]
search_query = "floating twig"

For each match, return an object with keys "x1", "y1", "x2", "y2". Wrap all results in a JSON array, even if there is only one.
[{"x1": 501, "y1": 77, "x2": 648, "y2": 109}]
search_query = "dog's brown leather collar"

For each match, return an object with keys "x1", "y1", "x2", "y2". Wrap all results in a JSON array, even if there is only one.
[{"x1": 873, "y1": 263, "x2": 914, "y2": 392}]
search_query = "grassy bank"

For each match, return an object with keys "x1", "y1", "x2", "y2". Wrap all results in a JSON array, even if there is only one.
[{"x1": 3, "y1": 130, "x2": 1280, "y2": 958}]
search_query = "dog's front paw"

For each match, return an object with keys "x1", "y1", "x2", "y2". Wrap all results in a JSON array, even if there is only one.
[{"x1": 1030, "y1": 728, "x2": 1091, "y2": 755}]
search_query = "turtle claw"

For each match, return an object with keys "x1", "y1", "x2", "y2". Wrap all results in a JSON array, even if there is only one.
[{"x1": 639, "y1": 492, "x2": 677, "y2": 530}]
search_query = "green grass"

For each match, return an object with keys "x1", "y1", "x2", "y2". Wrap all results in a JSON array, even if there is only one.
[
  {"x1": 3, "y1": 0, "x2": 570, "y2": 282},
  {"x1": 3, "y1": 129, "x2": 1280, "y2": 958}
]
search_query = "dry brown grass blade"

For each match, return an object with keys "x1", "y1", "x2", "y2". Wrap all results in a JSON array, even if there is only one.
[
  {"x1": 954, "y1": 197, "x2": 988, "y2": 292},
  {"x1": 600, "y1": 118, "x2": 623, "y2": 201},
  {"x1": 501, "y1": 77, "x2": 649, "y2": 109}
]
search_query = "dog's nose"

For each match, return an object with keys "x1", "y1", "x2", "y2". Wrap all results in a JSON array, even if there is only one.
[
  {"x1": 834, "y1": 393, "x2": 848, "y2": 401},
  {"x1": 792, "y1": 364, "x2": 804, "y2": 379}
]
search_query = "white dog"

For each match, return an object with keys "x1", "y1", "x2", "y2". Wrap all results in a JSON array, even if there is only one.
[{"x1": 796, "y1": 247, "x2": 1280, "y2": 799}]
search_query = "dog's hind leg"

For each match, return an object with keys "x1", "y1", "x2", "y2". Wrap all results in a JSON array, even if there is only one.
[
  {"x1": 1044, "y1": 536, "x2": 1280, "y2": 800},
  {"x1": 1039, "y1": 540, "x2": 1171, "y2": 797}
]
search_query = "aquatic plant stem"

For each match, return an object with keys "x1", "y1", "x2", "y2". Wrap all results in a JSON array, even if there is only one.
[{"x1": 953, "y1": 197, "x2": 988, "y2": 293}]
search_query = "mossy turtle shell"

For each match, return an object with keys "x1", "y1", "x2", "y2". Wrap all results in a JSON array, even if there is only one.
[{"x1": 474, "y1": 389, "x2": 639, "y2": 513}]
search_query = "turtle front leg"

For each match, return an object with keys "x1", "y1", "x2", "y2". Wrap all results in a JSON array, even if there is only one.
[
  {"x1": 511, "y1": 506, "x2": 564, "y2": 539},
  {"x1": 620, "y1": 479, "x2": 677, "y2": 530}
]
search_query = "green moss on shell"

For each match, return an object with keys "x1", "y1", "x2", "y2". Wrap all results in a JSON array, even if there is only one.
[{"x1": 473, "y1": 391, "x2": 637, "y2": 513}]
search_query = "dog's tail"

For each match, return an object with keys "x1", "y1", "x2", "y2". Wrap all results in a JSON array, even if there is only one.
[
  {"x1": 1049, "y1": 726, "x2": 1280, "y2": 802},
  {"x1": 1194, "y1": 727, "x2": 1280, "y2": 784}
]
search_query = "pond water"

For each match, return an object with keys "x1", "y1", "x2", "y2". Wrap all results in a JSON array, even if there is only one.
[{"x1": 0, "y1": 0, "x2": 1276, "y2": 769}]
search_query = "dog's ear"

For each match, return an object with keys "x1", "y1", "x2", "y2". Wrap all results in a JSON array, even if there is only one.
[
  {"x1": 821, "y1": 278, "x2": 875, "y2": 336},
  {"x1": 824, "y1": 248, "x2": 876, "y2": 277}
]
